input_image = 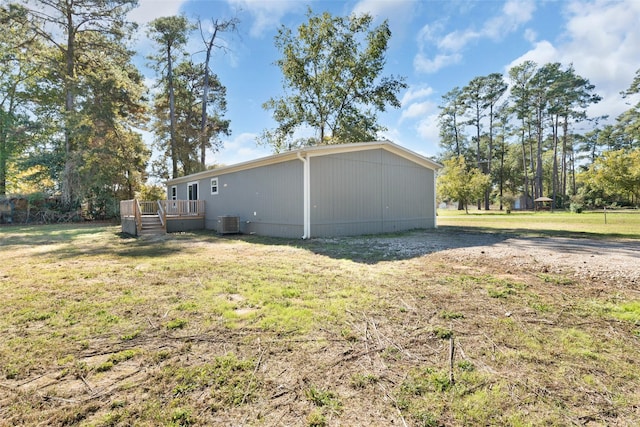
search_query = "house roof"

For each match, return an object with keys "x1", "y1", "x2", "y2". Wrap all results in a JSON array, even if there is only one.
[{"x1": 165, "y1": 141, "x2": 442, "y2": 185}]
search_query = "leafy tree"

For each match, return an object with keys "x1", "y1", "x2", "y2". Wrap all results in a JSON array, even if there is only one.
[
  {"x1": 149, "y1": 16, "x2": 234, "y2": 179},
  {"x1": 508, "y1": 60, "x2": 537, "y2": 209},
  {"x1": 438, "y1": 86, "x2": 468, "y2": 159},
  {"x1": 148, "y1": 15, "x2": 193, "y2": 179},
  {"x1": 19, "y1": 0, "x2": 139, "y2": 209},
  {"x1": 579, "y1": 148, "x2": 640, "y2": 206},
  {"x1": 3, "y1": 0, "x2": 147, "y2": 216},
  {"x1": 482, "y1": 73, "x2": 508, "y2": 209},
  {"x1": 79, "y1": 39, "x2": 150, "y2": 212},
  {"x1": 0, "y1": 3, "x2": 39, "y2": 195},
  {"x1": 462, "y1": 76, "x2": 488, "y2": 183},
  {"x1": 493, "y1": 102, "x2": 513, "y2": 210},
  {"x1": 437, "y1": 156, "x2": 490, "y2": 213},
  {"x1": 612, "y1": 109, "x2": 640, "y2": 150},
  {"x1": 575, "y1": 116, "x2": 609, "y2": 164},
  {"x1": 620, "y1": 67, "x2": 640, "y2": 148},
  {"x1": 262, "y1": 8, "x2": 406, "y2": 151},
  {"x1": 529, "y1": 62, "x2": 560, "y2": 201},
  {"x1": 152, "y1": 60, "x2": 229, "y2": 177},
  {"x1": 197, "y1": 17, "x2": 238, "y2": 167},
  {"x1": 545, "y1": 64, "x2": 600, "y2": 206},
  {"x1": 461, "y1": 73, "x2": 507, "y2": 209}
]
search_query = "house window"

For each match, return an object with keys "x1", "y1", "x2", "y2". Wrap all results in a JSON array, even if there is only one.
[
  {"x1": 170, "y1": 186, "x2": 177, "y2": 200},
  {"x1": 211, "y1": 177, "x2": 219, "y2": 195}
]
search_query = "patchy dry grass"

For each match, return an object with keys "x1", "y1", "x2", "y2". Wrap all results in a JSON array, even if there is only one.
[{"x1": 0, "y1": 223, "x2": 639, "y2": 426}]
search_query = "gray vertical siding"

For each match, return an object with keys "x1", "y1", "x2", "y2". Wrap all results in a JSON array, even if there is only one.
[
  {"x1": 196, "y1": 159, "x2": 304, "y2": 238},
  {"x1": 168, "y1": 143, "x2": 438, "y2": 238},
  {"x1": 309, "y1": 149, "x2": 435, "y2": 237},
  {"x1": 381, "y1": 152, "x2": 436, "y2": 232}
]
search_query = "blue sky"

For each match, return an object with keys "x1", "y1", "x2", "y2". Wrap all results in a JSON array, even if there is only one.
[{"x1": 127, "y1": 0, "x2": 640, "y2": 167}]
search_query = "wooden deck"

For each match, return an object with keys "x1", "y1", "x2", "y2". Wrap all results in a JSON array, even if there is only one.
[{"x1": 120, "y1": 199, "x2": 205, "y2": 236}]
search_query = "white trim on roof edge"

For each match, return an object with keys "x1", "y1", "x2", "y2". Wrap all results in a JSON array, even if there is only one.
[{"x1": 165, "y1": 141, "x2": 442, "y2": 186}]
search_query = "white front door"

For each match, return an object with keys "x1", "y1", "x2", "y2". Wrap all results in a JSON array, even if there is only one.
[{"x1": 187, "y1": 182, "x2": 199, "y2": 213}]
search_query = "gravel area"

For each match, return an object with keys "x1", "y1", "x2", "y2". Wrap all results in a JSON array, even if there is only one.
[{"x1": 321, "y1": 229, "x2": 640, "y2": 287}]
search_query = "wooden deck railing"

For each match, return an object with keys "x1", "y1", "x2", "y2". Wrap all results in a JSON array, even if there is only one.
[
  {"x1": 159, "y1": 200, "x2": 205, "y2": 217},
  {"x1": 120, "y1": 199, "x2": 143, "y2": 234},
  {"x1": 138, "y1": 201, "x2": 159, "y2": 215},
  {"x1": 120, "y1": 199, "x2": 136, "y2": 218},
  {"x1": 121, "y1": 199, "x2": 204, "y2": 219},
  {"x1": 157, "y1": 200, "x2": 166, "y2": 227}
]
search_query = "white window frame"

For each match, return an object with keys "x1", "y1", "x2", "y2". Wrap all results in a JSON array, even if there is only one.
[
  {"x1": 170, "y1": 185, "x2": 177, "y2": 200},
  {"x1": 211, "y1": 177, "x2": 219, "y2": 195}
]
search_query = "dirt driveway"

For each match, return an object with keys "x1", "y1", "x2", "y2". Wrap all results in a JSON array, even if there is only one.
[{"x1": 318, "y1": 228, "x2": 640, "y2": 287}]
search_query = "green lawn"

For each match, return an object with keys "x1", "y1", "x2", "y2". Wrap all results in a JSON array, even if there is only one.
[
  {"x1": 0, "y1": 222, "x2": 638, "y2": 426},
  {"x1": 437, "y1": 208, "x2": 640, "y2": 239}
]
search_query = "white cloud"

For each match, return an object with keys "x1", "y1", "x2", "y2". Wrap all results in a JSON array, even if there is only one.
[
  {"x1": 416, "y1": 113, "x2": 441, "y2": 147},
  {"x1": 352, "y1": 0, "x2": 417, "y2": 20},
  {"x1": 127, "y1": 0, "x2": 187, "y2": 25},
  {"x1": 226, "y1": 0, "x2": 307, "y2": 37},
  {"x1": 401, "y1": 85, "x2": 434, "y2": 105},
  {"x1": 351, "y1": 0, "x2": 419, "y2": 43},
  {"x1": 414, "y1": 52, "x2": 462, "y2": 73},
  {"x1": 214, "y1": 124, "x2": 317, "y2": 166},
  {"x1": 438, "y1": 29, "x2": 479, "y2": 52},
  {"x1": 435, "y1": 0, "x2": 535, "y2": 53},
  {"x1": 414, "y1": 0, "x2": 536, "y2": 74},
  {"x1": 562, "y1": 0, "x2": 640, "y2": 92},
  {"x1": 563, "y1": 0, "x2": 640, "y2": 121},
  {"x1": 508, "y1": 0, "x2": 640, "y2": 122},
  {"x1": 401, "y1": 101, "x2": 436, "y2": 122},
  {"x1": 483, "y1": 0, "x2": 535, "y2": 40},
  {"x1": 523, "y1": 28, "x2": 537, "y2": 43},
  {"x1": 215, "y1": 132, "x2": 272, "y2": 166},
  {"x1": 416, "y1": 22, "x2": 444, "y2": 50},
  {"x1": 378, "y1": 126, "x2": 402, "y2": 143},
  {"x1": 505, "y1": 40, "x2": 559, "y2": 70}
]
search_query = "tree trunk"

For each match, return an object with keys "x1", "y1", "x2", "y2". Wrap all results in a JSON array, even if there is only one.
[
  {"x1": 499, "y1": 142, "x2": 505, "y2": 211},
  {"x1": 0, "y1": 110, "x2": 9, "y2": 196},
  {"x1": 0, "y1": 143, "x2": 6, "y2": 196},
  {"x1": 528, "y1": 122, "x2": 535, "y2": 208},
  {"x1": 476, "y1": 130, "x2": 481, "y2": 210},
  {"x1": 561, "y1": 116, "x2": 569, "y2": 200},
  {"x1": 200, "y1": 25, "x2": 218, "y2": 168},
  {"x1": 485, "y1": 104, "x2": 494, "y2": 210},
  {"x1": 454, "y1": 113, "x2": 461, "y2": 157},
  {"x1": 571, "y1": 150, "x2": 577, "y2": 196},
  {"x1": 168, "y1": 44, "x2": 178, "y2": 179},
  {"x1": 535, "y1": 106, "x2": 544, "y2": 201},
  {"x1": 62, "y1": 10, "x2": 76, "y2": 208},
  {"x1": 520, "y1": 125, "x2": 529, "y2": 210},
  {"x1": 551, "y1": 114, "x2": 559, "y2": 211}
]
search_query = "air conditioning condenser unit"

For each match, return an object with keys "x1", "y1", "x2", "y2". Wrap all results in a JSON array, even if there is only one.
[{"x1": 217, "y1": 215, "x2": 240, "y2": 234}]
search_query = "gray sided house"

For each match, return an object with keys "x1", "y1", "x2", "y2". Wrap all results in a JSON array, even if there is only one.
[{"x1": 165, "y1": 141, "x2": 442, "y2": 238}]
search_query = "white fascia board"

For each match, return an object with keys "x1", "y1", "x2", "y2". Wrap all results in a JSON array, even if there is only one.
[{"x1": 165, "y1": 141, "x2": 442, "y2": 187}]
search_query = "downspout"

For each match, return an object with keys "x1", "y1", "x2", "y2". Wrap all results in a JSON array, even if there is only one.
[
  {"x1": 434, "y1": 170, "x2": 438, "y2": 229},
  {"x1": 297, "y1": 151, "x2": 310, "y2": 239}
]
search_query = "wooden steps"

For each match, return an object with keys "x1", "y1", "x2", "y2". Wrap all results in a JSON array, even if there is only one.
[{"x1": 140, "y1": 215, "x2": 164, "y2": 236}]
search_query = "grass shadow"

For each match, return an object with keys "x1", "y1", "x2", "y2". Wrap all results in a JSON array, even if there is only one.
[
  {"x1": 223, "y1": 228, "x2": 513, "y2": 264},
  {"x1": 216, "y1": 224, "x2": 640, "y2": 264}
]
